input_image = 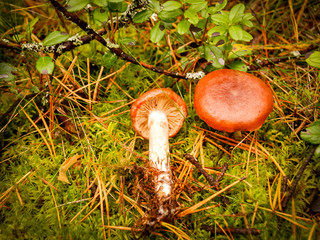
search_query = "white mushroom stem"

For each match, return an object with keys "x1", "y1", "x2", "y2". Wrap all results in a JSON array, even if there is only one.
[{"x1": 148, "y1": 110, "x2": 172, "y2": 199}]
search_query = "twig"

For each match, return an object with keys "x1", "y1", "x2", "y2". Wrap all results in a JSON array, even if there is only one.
[
  {"x1": 185, "y1": 154, "x2": 229, "y2": 188},
  {"x1": 185, "y1": 154, "x2": 216, "y2": 186},
  {"x1": 201, "y1": 224, "x2": 260, "y2": 235},
  {"x1": 48, "y1": 0, "x2": 187, "y2": 79},
  {"x1": 281, "y1": 145, "x2": 317, "y2": 211},
  {"x1": 248, "y1": 56, "x2": 297, "y2": 71},
  {"x1": 40, "y1": 177, "x2": 61, "y2": 193},
  {"x1": 0, "y1": 40, "x2": 21, "y2": 50},
  {"x1": 247, "y1": 44, "x2": 319, "y2": 71},
  {"x1": 117, "y1": 0, "x2": 150, "y2": 27},
  {"x1": 281, "y1": 175, "x2": 288, "y2": 199},
  {"x1": 215, "y1": 163, "x2": 228, "y2": 183},
  {"x1": 4, "y1": 0, "x2": 317, "y2": 79}
]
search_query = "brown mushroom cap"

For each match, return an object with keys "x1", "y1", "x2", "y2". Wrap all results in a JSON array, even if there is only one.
[
  {"x1": 131, "y1": 88, "x2": 188, "y2": 139},
  {"x1": 194, "y1": 69, "x2": 273, "y2": 132}
]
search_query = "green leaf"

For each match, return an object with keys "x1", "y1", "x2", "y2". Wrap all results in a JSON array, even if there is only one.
[
  {"x1": 232, "y1": 15, "x2": 243, "y2": 24},
  {"x1": 306, "y1": 51, "x2": 320, "y2": 69},
  {"x1": 108, "y1": 0, "x2": 127, "y2": 13},
  {"x1": 149, "y1": 0, "x2": 160, "y2": 12},
  {"x1": 242, "y1": 19, "x2": 253, "y2": 27},
  {"x1": 150, "y1": 21, "x2": 165, "y2": 43},
  {"x1": 224, "y1": 43, "x2": 233, "y2": 52},
  {"x1": 204, "y1": 44, "x2": 225, "y2": 69},
  {"x1": 36, "y1": 56, "x2": 54, "y2": 75},
  {"x1": 243, "y1": 12, "x2": 254, "y2": 21},
  {"x1": 118, "y1": 37, "x2": 135, "y2": 45},
  {"x1": 101, "y1": 51, "x2": 117, "y2": 69},
  {"x1": 177, "y1": 20, "x2": 191, "y2": 35},
  {"x1": 228, "y1": 25, "x2": 243, "y2": 40},
  {"x1": 188, "y1": 2, "x2": 207, "y2": 13},
  {"x1": 26, "y1": 17, "x2": 39, "y2": 40},
  {"x1": 229, "y1": 3, "x2": 245, "y2": 22},
  {"x1": 0, "y1": 63, "x2": 16, "y2": 82},
  {"x1": 301, "y1": 120, "x2": 320, "y2": 145},
  {"x1": 13, "y1": 34, "x2": 24, "y2": 42},
  {"x1": 241, "y1": 30, "x2": 253, "y2": 42},
  {"x1": 159, "y1": 9, "x2": 183, "y2": 23},
  {"x1": 228, "y1": 49, "x2": 252, "y2": 59},
  {"x1": 27, "y1": 17, "x2": 39, "y2": 32},
  {"x1": 91, "y1": 0, "x2": 108, "y2": 7},
  {"x1": 207, "y1": 26, "x2": 228, "y2": 37},
  {"x1": 228, "y1": 60, "x2": 247, "y2": 72},
  {"x1": 185, "y1": 0, "x2": 205, "y2": 4},
  {"x1": 208, "y1": 0, "x2": 227, "y2": 14},
  {"x1": 211, "y1": 12, "x2": 229, "y2": 26},
  {"x1": 43, "y1": 31, "x2": 69, "y2": 46},
  {"x1": 211, "y1": 35, "x2": 227, "y2": 46},
  {"x1": 201, "y1": 7, "x2": 210, "y2": 18},
  {"x1": 67, "y1": 0, "x2": 90, "y2": 12},
  {"x1": 184, "y1": 9, "x2": 199, "y2": 25},
  {"x1": 229, "y1": 25, "x2": 253, "y2": 42},
  {"x1": 133, "y1": 9, "x2": 153, "y2": 23},
  {"x1": 92, "y1": 8, "x2": 109, "y2": 25},
  {"x1": 162, "y1": 1, "x2": 182, "y2": 11}
]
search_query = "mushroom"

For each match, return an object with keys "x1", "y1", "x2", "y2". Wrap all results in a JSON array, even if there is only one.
[
  {"x1": 194, "y1": 69, "x2": 273, "y2": 132},
  {"x1": 130, "y1": 88, "x2": 187, "y2": 218}
]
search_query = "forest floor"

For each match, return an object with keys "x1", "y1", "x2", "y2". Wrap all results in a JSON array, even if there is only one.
[{"x1": 0, "y1": 0, "x2": 319, "y2": 239}]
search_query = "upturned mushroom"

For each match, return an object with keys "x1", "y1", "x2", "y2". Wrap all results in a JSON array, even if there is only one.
[
  {"x1": 194, "y1": 69, "x2": 273, "y2": 132},
  {"x1": 130, "y1": 88, "x2": 187, "y2": 219}
]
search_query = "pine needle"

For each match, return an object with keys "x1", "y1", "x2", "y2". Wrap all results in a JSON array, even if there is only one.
[
  {"x1": 178, "y1": 177, "x2": 246, "y2": 218},
  {"x1": 20, "y1": 107, "x2": 54, "y2": 158},
  {"x1": 49, "y1": 187, "x2": 61, "y2": 229},
  {"x1": 161, "y1": 222, "x2": 192, "y2": 240},
  {"x1": 214, "y1": 220, "x2": 231, "y2": 240},
  {"x1": 308, "y1": 222, "x2": 318, "y2": 240},
  {"x1": 15, "y1": 187, "x2": 23, "y2": 206}
]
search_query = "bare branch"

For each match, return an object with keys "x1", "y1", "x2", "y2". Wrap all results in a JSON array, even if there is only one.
[{"x1": 48, "y1": 0, "x2": 188, "y2": 79}]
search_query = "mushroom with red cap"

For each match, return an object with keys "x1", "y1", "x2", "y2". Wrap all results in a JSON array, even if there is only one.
[
  {"x1": 194, "y1": 69, "x2": 273, "y2": 132},
  {"x1": 130, "y1": 88, "x2": 187, "y2": 219}
]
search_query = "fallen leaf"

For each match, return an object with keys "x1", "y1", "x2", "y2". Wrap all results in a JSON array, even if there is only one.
[{"x1": 58, "y1": 154, "x2": 83, "y2": 184}]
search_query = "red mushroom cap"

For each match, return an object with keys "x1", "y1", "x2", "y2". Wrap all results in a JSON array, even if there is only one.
[
  {"x1": 131, "y1": 88, "x2": 188, "y2": 139},
  {"x1": 194, "y1": 69, "x2": 273, "y2": 132}
]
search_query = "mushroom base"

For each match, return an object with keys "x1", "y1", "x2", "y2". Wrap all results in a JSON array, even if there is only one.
[{"x1": 143, "y1": 195, "x2": 178, "y2": 231}]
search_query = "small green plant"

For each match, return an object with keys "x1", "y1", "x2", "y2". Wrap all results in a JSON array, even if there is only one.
[
  {"x1": 24, "y1": 0, "x2": 254, "y2": 75},
  {"x1": 134, "y1": 0, "x2": 253, "y2": 71}
]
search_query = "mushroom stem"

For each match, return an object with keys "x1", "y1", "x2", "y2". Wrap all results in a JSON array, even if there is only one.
[
  {"x1": 148, "y1": 110, "x2": 172, "y2": 200},
  {"x1": 131, "y1": 88, "x2": 187, "y2": 223}
]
